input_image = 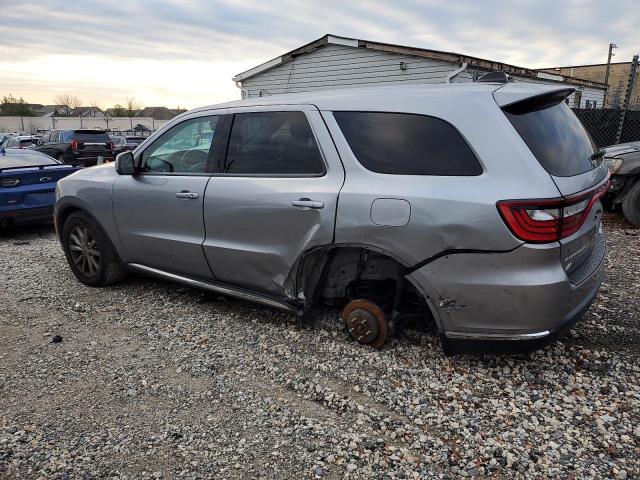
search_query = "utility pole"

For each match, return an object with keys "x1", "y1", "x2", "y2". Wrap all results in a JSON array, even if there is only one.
[
  {"x1": 615, "y1": 54, "x2": 639, "y2": 144},
  {"x1": 603, "y1": 43, "x2": 618, "y2": 107}
]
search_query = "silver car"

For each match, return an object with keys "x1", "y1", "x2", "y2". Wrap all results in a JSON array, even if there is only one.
[{"x1": 54, "y1": 82, "x2": 609, "y2": 354}]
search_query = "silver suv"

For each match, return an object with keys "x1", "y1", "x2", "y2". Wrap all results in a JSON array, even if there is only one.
[{"x1": 54, "y1": 83, "x2": 609, "y2": 354}]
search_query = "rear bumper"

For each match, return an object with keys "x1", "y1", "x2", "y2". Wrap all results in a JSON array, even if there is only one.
[
  {"x1": 71, "y1": 152, "x2": 114, "y2": 167},
  {"x1": 407, "y1": 230, "x2": 606, "y2": 353}
]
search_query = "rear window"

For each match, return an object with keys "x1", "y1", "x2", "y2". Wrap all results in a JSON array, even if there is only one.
[
  {"x1": 333, "y1": 112, "x2": 482, "y2": 176},
  {"x1": 503, "y1": 98, "x2": 596, "y2": 177},
  {"x1": 125, "y1": 137, "x2": 145, "y2": 144},
  {"x1": 70, "y1": 130, "x2": 110, "y2": 142}
]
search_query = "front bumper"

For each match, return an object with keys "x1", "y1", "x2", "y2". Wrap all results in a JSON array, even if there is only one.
[{"x1": 407, "y1": 231, "x2": 606, "y2": 353}]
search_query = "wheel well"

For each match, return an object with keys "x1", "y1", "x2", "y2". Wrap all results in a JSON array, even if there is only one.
[
  {"x1": 299, "y1": 246, "x2": 409, "y2": 308},
  {"x1": 55, "y1": 205, "x2": 82, "y2": 239}
]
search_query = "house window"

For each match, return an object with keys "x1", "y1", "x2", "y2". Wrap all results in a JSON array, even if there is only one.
[{"x1": 585, "y1": 100, "x2": 592, "y2": 109}]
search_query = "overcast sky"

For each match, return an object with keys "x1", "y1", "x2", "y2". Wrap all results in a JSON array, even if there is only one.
[{"x1": 0, "y1": 0, "x2": 638, "y2": 109}]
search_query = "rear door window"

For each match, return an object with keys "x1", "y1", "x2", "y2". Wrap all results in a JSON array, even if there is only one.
[
  {"x1": 333, "y1": 112, "x2": 482, "y2": 175},
  {"x1": 503, "y1": 99, "x2": 596, "y2": 177},
  {"x1": 224, "y1": 111, "x2": 325, "y2": 175}
]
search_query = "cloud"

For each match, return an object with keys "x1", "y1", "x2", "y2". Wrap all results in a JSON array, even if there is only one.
[{"x1": 0, "y1": 0, "x2": 637, "y2": 107}]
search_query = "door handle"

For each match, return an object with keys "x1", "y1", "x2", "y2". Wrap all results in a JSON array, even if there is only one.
[
  {"x1": 175, "y1": 191, "x2": 199, "y2": 199},
  {"x1": 291, "y1": 198, "x2": 324, "y2": 209}
]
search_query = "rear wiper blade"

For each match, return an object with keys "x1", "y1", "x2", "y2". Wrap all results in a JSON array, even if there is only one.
[{"x1": 590, "y1": 149, "x2": 606, "y2": 161}]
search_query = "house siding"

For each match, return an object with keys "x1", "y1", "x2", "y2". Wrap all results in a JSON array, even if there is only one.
[{"x1": 240, "y1": 44, "x2": 605, "y2": 109}]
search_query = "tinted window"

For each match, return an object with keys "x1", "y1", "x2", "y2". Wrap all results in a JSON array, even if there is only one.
[
  {"x1": 225, "y1": 111, "x2": 324, "y2": 175},
  {"x1": 333, "y1": 112, "x2": 482, "y2": 175},
  {"x1": 19, "y1": 139, "x2": 36, "y2": 146},
  {"x1": 504, "y1": 99, "x2": 596, "y2": 177},
  {"x1": 141, "y1": 116, "x2": 219, "y2": 174},
  {"x1": 72, "y1": 130, "x2": 110, "y2": 142}
]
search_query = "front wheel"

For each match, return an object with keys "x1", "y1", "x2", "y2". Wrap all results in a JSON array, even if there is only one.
[
  {"x1": 62, "y1": 211, "x2": 126, "y2": 286},
  {"x1": 622, "y1": 180, "x2": 640, "y2": 227}
]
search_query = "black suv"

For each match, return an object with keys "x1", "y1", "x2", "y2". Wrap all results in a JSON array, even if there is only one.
[{"x1": 35, "y1": 129, "x2": 114, "y2": 167}]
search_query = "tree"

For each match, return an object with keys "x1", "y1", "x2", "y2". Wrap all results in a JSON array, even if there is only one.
[
  {"x1": 0, "y1": 94, "x2": 35, "y2": 116},
  {"x1": 110, "y1": 104, "x2": 127, "y2": 117},
  {"x1": 53, "y1": 94, "x2": 82, "y2": 116},
  {"x1": 174, "y1": 106, "x2": 187, "y2": 115},
  {"x1": 126, "y1": 97, "x2": 141, "y2": 117}
]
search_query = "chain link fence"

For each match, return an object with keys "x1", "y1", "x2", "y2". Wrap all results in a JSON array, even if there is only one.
[{"x1": 573, "y1": 108, "x2": 640, "y2": 147}]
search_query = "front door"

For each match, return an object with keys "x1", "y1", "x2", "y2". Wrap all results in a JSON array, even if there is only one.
[
  {"x1": 202, "y1": 106, "x2": 344, "y2": 296},
  {"x1": 113, "y1": 113, "x2": 225, "y2": 278}
]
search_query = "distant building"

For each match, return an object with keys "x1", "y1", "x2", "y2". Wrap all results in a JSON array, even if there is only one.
[
  {"x1": 540, "y1": 62, "x2": 640, "y2": 109},
  {"x1": 72, "y1": 106, "x2": 105, "y2": 117},
  {"x1": 25, "y1": 104, "x2": 69, "y2": 117},
  {"x1": 233, "y1": 34, "x2": 607, "y2": 108}
]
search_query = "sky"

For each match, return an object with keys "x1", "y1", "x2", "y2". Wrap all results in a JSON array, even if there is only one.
[{"x1": 0, "y1": 0, "x2": 638, "y2": 109}]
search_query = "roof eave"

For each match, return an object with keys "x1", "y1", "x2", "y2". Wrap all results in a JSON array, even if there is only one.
[{"x1": 233, "y1": 34, "x2": 607, "y2": 90}]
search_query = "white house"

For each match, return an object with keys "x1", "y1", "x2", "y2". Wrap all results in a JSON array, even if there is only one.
[{"x1": 234, "y1": 35, "x2": 607, "y2": 108}]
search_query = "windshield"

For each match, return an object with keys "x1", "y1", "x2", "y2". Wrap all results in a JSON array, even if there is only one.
[{"x1": 504, "y1": 100, "x2": 596, "y2": 177}]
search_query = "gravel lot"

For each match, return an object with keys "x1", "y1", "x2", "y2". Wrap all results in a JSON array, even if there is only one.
[{"x1": 1, "y1": 213, "x2": 639, "y2": 479}]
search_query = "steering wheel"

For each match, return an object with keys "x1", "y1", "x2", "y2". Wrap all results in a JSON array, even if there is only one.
[{"x1": 180, "y1": 149, "x2": 208, "y2": 173}]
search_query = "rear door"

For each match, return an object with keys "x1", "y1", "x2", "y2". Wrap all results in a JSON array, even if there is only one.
[
  {"x1": 500, "y1": 88, "x2": 609, "y2": 274},
  {"x1": 202, "y1": 105, "x2": 344, "y2": 296},
  {"x1": 112, "y1": 112, "x2": 226, "y2": 278}
]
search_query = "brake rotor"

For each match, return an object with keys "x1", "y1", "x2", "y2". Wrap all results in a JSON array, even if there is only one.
[{"x1": 341, "y1": 299, "x2": 389, "y2": 350}]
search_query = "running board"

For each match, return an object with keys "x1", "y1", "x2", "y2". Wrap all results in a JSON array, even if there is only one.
[{"x1": 127, "y1": 263, "x2": 300, "y2": 314}]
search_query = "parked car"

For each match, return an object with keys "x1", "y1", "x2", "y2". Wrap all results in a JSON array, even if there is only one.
[
  {"x1": 1, "y1": 148, "x2": 80, "y2": 228},
  {"x1": 111, "y1": 135, "x2": 146, "y2": 156},
  {"x1": 34, "y1": 129, "x2": 114, "y2": 167},
  {"x1": 54, "y1": 82, "x2": 609, "y2": 354},
  {"x1": 602, "y1": 141, "x2": 640, "y2": 225},
  {"x1": 1, "y1": 135, "x2": 39, "y2": 149}
]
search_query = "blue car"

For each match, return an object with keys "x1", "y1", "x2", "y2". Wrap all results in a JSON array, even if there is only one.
[{"x1": 1, "y1": 148, "x2": 80, "y2": 228}]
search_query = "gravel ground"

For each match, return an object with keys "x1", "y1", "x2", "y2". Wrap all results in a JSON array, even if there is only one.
[{"x1": 1, "y1": 213, "x2": 639, "y2": 479}]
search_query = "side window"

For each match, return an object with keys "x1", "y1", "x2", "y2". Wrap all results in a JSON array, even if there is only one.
[
  {"x1": 333, "y1": 112, "x2": 482, "y2": 176},
  {"x1": 141, "y1": 116, "x2": 219, "y2": 174},
  {"x1": 40, "y1": 133, "x2": 50, "y2": 144},
  {"x1": 224, "y1": 111, "x2": 324, "y2": 175}
]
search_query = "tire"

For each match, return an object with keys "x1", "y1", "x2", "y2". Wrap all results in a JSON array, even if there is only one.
[
  {"x1": 622, "y1": 180, "x2": 640, "y2": 227},
  {"x1": 61, "y1": 211, "x2": 126, "y2": 287}
]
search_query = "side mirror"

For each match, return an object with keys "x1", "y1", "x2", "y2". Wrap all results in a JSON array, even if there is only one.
[{"x1": 115, "y1": 151, "x2": 136, "y2": 175}]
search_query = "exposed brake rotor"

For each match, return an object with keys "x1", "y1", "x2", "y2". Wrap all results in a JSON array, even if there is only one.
[{"x1": 341, "y1": 299, "x2": 389, "y2": 350}]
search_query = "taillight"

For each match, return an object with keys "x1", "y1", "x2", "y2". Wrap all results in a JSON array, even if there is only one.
[
  {"x1": 497, "y1": 180, "x2": 609, "y2": 243},
  {"x1": 70, "y1": 140, "x2": 78, "y2": 151}
]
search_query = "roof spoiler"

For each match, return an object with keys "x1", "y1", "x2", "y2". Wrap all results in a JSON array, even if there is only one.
[
  {"x1": 476, "y1": 71, "x2": 511, "y2": 84},
  {"x1": 494, "y1": 86, "x2": 575, "y2": 110}
]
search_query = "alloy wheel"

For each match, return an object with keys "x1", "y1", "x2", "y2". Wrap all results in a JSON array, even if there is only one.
[{"x1": 68, "y1": 225, "x2": 101, "y2": 276}]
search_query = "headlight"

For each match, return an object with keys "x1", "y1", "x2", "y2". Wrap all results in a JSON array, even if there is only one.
[{"x1": 604, "y1": 157, "x2": 623, "y2": 174}]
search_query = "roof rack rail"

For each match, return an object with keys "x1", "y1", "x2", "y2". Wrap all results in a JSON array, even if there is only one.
[{"x1": 476, "y1": 71, "x2": 511, "y2": 84}]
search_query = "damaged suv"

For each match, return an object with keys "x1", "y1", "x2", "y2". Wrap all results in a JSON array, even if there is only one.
[{"x1": 54, "y1": 82, "x2": 608, "y2": 353}]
